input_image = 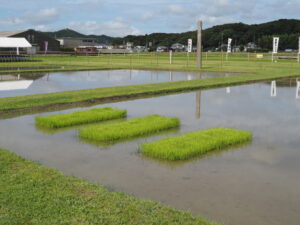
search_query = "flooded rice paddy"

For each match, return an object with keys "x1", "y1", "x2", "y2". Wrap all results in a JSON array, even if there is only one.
[
  {"x1": 0, "y1": 69, "x2": 237, "y2": 97},
  {"x1": 0, "y1": 71, "x2": 300, "y2": 225}
]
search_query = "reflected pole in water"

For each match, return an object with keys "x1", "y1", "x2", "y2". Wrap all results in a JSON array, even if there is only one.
[
  {"x1": 130, "y1": 69, "x2": 132, "y2": 81},
  {"x1": 226, "y1": 87, "x2": 231, "y2": 94},
  {"x1": 296, "y1": 80, "x2": 300, "y2": 99},
  {"x1": 195, "y1": 91, "x2": 201, "y2": 119},
  {"x1": 169, "y1": 71, "x2": 173, "y2": 81},
  {"x1": 271, "y1": 80, "x2": 277, "y2": 97}
]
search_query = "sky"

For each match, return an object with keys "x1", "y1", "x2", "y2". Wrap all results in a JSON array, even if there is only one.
[{"x1": 0, "y1": 0, "x2": 299, "y2": 37}]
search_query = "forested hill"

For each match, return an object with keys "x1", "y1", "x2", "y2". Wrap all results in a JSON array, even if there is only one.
[
  {"x1": 43, "y1": 19, "x2": 300, "y2": 50},
  {"x1": 112, "y1": 19, "x2": 300, "y2": 51},
  {"x1": 44, "y1": 28, "x2": 115, "y2": 44}
]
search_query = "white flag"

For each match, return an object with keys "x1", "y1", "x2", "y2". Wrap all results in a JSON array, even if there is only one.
[
  {"x1": 273, "y1": 37, "x2": 279, "y2": 54},
  {"x1": 227, "y1": 38, "x2": 232, "y2": 53},
  {"x1": 298, "y1": 37, "x2": 300, "y2": 54},
  {"x1": 187, "y1": 39, "x2": 192, "y2": 53}
]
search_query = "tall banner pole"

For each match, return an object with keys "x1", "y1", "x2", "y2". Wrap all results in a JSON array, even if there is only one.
[
  {"x1": 44, "y1": 41, "x2": 48, "y2": 55},
  {"x1": 196, "y1": 21, "x2": 203, "y2": 68},
  {"x1": 187, "y1": 38, "x2": 192, "y2": 67},
  {"x1": 298, "y1": 37, "x2": 300, "y2": 63},
  {"x1": 226, "y1": 38, "x2": 232, "y2": 60},
  {"x1": 272, "y1": 37, "x2": 279, "y2": 62}
]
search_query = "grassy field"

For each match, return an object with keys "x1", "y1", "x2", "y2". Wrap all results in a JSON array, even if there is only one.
[
  {"x1": 0, "y1": 52, "x2": 300, "y2": 114},
  {"x1": 35, "y1": 107, "x2": 126, "y2": 128},
  {"x1": 0, "y1": 148, "x2": 218, "y2": 225},
  {"x1": 141, "y1": 128, "x2": 252, "y2": 160},
  {"x1": 79, "y1": 115, "x2": 180, "y2": 143}
]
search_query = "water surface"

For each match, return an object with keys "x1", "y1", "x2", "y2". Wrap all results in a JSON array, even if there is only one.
[
  {"x1": 0, "y1": 69, "x2": 237, "y2": 97},
  {"x1": 0, "y1": 77, "x2": 300, "y2": 225}
]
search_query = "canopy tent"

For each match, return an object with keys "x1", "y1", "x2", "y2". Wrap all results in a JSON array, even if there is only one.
[{"x1": 0, "y1": 37, "x2": 32, "y2": 55}]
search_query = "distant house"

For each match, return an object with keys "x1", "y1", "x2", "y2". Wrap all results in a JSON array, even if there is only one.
[
  {"x1": 171, "y1": 43, "x2": 185, "y2": 52},
  {"x1": 244, "y1": 42, "x2": 261, "y2": 52},
  {"x1": 232, "y1": 45, "x2": 241, "y2": 52},
  {"x1": 75, "y1": 46, "x2": 98, "y2": 55},
  {"x1": 134, "y1": 45, "x2": 146, "y2": 52},
  {"x1": 0, "y1": 29, "x2": 60, "y2": 53},
  {"x1": 156, "y1": 46, "x2": 168, "y2": 52},
  {"x1": 96, "y1": 44, "x2": 108, "y2": 49},
  {"x1": 57, "y1": 37, "x2": 98, "y2": 48}
]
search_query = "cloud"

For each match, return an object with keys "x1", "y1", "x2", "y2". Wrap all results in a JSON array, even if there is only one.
[
  {"x1": 22, "y1": 8, "x2": 60, "y2": 25},
  {"x1": 140, "y1": 12, "x2": 154, "y2": 21},
  {"x1": 68, "y1": 18, "x2": 141, "y2": 36},
  {"x1": 0, "y1": 8, "x2": 60, "y2": 29},
  {"x1": 167, "y1": 4, "x2": 185, "y2": 14}
]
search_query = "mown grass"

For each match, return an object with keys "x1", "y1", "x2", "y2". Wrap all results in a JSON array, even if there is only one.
[
  {"x1": 141, "y1": 128, "x2": 252, "y2": 160},
  {"x1": 35, "y1": 107, "x2": 126, "y2": 129},
  {"x1": 79, "y1": 115, "x2": 180, "y2": 143},
  {"x1": 0, "y1": 148, "x2": 218, "y2": 225}
]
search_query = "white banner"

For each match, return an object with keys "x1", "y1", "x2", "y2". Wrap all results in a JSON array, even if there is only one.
[
  {"x1": 188, "y1": 39, "x2": 192, "y2": 53},
  {"x1": 227, "y1": 38, "x2": 232, "y2": 53},
  {"x1": 298, "y1": 37, "x2": 300, "y2": 54},
  {"x1": 273, "y1": 37, "x2": 279, "y2": 54}
]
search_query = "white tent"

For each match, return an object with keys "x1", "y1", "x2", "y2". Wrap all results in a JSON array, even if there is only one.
[{"x1": 0, "y1": 37, "x2": 32, "y2": 55}]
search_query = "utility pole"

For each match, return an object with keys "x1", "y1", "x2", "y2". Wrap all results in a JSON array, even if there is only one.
[{"x1": 197, "y1": 21, "x2": 203, "y2": 68}]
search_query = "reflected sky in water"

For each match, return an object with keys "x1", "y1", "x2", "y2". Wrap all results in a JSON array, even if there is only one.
[
  {"x1": 0, "y1": 76, "x2": 300, "y2": 225},
  {"x1": 0, "y1": 70, "x2": 237, "y2": 97}
]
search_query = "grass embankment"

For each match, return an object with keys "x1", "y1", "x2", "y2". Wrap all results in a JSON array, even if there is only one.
[
  {"x1": 0, "y1": 148, "x2": 217, "y2": 225},
  {"x1": 79, "y1": 115, "x2": 179, "y2": 143},
  {"x1": 35, "y1": 107, "x2": 126, "y2": 128},
  {"x1": 0, "y1": 70, "x2": 299, "y2": 115},
  {"x1": 0, "y1": 53, "x2": 300, "y2": 114},
  {"x1": 141, "y1": 128, "x2": 252, "y2": 160}
]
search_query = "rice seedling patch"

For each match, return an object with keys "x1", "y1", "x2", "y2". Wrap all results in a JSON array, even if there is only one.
[
  {"x1": 140, "y1": 128, "x2": 252, "y2": 160},
  {"x1": 35, "y1": 107, "x2": 126, "y2": 129},
  {"x1": 79, "y1": 115, "x2": 180, "y2": 144}
]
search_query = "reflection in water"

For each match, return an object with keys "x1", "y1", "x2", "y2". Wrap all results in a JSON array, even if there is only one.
[
  {"x1": 0, "y1": 70, "x2": 239, "y2": 98},
  {"x1": 226, "y1": 87, "x2": 231, "y2": 94},
  {"x1": 271, "y1": 80, "x2": 277, "y2": 97},
  {"x1": 195, "y1": 91, "x2": 201, "y2": 119},
  {"x1": 296, "y1": 80, "x2": 300, "y2": 99},
  {"x1": 0, "y1": 80, "x2": 33, "y2": 91},
  {"x1": 169, "y1": 71, "x2": 173, "y2": 81}
]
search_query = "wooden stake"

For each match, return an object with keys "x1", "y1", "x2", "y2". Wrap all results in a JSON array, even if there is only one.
[{"x1": 196, "y1": 21, "x2": 203, "y2": 68}]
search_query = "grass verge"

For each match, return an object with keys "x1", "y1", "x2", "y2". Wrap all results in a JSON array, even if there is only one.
[
  {"x1": 79, "y1": 115, "x2": 180, "y2": 143},
  {"x1": 141, "y1": 128, "x2": 252, "y2": 160},
  {"x1": 1, "y1": 71, "x2": 300, "y2": 114},
  {"x1": 1, "y1": 53, "x2": 300, "y2": 114},
  {"x1": 0, "y1": 148, "x2": 218, "y2": 225},
  {"x1": 35, "y1": 107, "x2": 126, "y2": 128}
]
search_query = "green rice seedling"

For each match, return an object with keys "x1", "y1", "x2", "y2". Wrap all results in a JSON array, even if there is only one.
[
  {"x1": 79, "y1": 115, "x2": 180, "y2": 143},
  {"x1": 141, "y1": 128, "x2": 252, "y2": 161},
  {"x1": 35, "y1": 107, "x2": 126, "y2": 129}
]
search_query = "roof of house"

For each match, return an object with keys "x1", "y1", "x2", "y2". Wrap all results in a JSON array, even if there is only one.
[
  {"x1": 0, "y1": 37, "x2": 32, "y2": 48},
  {"x1": 0, "y1": 30, "x2": 27, "y2": 37}
]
